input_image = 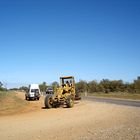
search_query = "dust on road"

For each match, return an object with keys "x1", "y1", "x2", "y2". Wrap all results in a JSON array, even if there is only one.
[{"x1": 0, "y1": 93, "x2": 140, "y2": 140}]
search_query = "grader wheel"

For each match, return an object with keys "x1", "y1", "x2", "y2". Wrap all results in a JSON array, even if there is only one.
[
  {"x1": 44, "y1": 95, "x2": 54, "y2": 109},
  {"x1": 66, "y1": 97, "x2": 74, "y2": 108}
]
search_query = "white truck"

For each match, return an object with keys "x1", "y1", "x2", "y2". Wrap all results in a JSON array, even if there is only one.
[{"x1": 25, "y1": 84, "x2": 40, "y2": 101}]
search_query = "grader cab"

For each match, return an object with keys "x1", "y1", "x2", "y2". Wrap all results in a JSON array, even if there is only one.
[{"x1": 44, "y1": 76, "x2": 76, "y2": 108}]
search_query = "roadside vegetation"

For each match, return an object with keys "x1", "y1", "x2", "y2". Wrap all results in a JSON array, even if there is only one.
[
  {"x1": 86, "y1": 92, "x2": 140, "y2": 100},
  {"x1": 0, "y1": 76, "x2": 140, "y2": 103},
  {"x1": 0, "y1": 91, "x2": 28, "y2": 116},
  {"x1": 75, "y1": 77, "x2": 140, "y2": 100}
]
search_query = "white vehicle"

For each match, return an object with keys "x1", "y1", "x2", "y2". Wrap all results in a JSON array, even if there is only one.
[{"x1": 25, "y1": 84, "x2": 40, "y2": 101}]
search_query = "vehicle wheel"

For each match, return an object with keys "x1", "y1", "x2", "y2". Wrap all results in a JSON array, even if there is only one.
[
  {"x1": 75, "y1": 92, "x2": 81, "y2": 100},
  {"x1": 37, "y1": 97, "x2": 40, "y2": 100},
  {"x1": 53, "y1": 103, "x2": 59, "y2": 108},
  {"x1": 44, "y1": 95, "x2": 53, "y2": 109},
  {"x1": 26, "y1": 96, "x2": 29, "y2": 101},
  {"x1": 66, "y1": 97, "x2": 74, "y2": 108}
]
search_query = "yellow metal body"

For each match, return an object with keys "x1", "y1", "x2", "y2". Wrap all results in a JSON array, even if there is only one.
[
  {"x1": 54, "y1": 76, "x2": 75, "y2": 101},
  {"x1": 44, "y1": 76, "x2": 76, "y2": 108}
]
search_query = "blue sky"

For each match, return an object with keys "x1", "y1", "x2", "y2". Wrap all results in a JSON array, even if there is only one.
[{"x1": 0, "y1": 0, "x2": 140, "y2": 88}]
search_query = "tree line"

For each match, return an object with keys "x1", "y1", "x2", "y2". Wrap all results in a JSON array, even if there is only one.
[
  {"x1": 1, "y1": 77, "x2": 140, "y2": 94},
  {"x1": 76, "y1": 77, "x2": 140, "y2": 94},
  {"x1": 27, "y1": 77, "x2": 140, "y2": 94},
  {"x1": 0, "y1": 82, "x2": 7, "y2": 91}
]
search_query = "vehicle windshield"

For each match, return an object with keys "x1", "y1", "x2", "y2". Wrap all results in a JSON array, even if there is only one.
[
  {"x1": 47, "y1": 87, "x2": 53, "y2": 91},
  {"x1": 60, "y1": 78, "x2": 74, "y2": 86},
  {"x1": 31, "y1": 89, "x2": 39, "y2": 93}
]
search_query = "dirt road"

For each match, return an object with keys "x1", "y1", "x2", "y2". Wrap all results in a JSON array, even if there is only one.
[{"x1": 0, "y1": 93, "x2": 140, "y2": 140}]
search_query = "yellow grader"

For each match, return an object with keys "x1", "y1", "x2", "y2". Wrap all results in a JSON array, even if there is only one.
[{"x1": 44, "y1": 76, "x2": 76, "y2": 108}]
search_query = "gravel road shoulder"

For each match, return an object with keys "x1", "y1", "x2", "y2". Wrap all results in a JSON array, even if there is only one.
[{"x1": 0, "y1": 93, "x2": 140, "y2": 140}]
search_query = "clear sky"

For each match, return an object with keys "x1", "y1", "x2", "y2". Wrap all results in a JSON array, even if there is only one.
[{"x1": 0, "y1": 0, "x2": 140, "y2": 88}]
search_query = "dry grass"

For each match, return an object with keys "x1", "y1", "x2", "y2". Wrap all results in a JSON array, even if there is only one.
[
  {"x1": 82, "y1": 92, "x2": 140, "y2": 100},
  {"x1": 0, "y1": 91, "x2": 28, "y2": 116}
]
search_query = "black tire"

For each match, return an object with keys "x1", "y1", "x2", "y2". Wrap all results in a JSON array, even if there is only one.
[
  {"x1": 44, "y1": 95, "x2": 53, "y2": 109},
  {"x1": 25, "y1": 96, "x2": 29, "y2": 101},
  {"x1": 66, "y1": 97, "x2": 74, "y2": 108},
  {"x1": 75, "y1": 92, "x2": 81, "y2": 100}
]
